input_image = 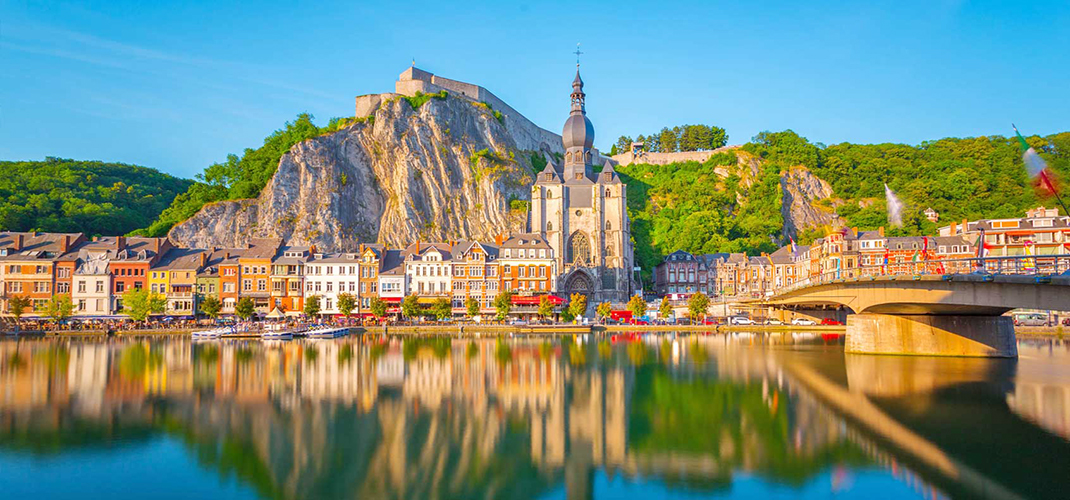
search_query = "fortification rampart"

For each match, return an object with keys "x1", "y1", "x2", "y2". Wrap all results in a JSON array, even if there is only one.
[
  {"x1": 611, "y1": 145, "x2": 740, "y2": 166},
  {"x1": 354, "y1": 67, "x2": 563, "y2": 154}
]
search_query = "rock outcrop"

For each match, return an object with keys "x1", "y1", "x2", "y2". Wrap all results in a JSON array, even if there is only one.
[
  {"x1": 169, "y1": 94, "x2": 543, "y2": 250},
  {"x1": 779, "y1": 166, "x2": 837, "y2": 239}
]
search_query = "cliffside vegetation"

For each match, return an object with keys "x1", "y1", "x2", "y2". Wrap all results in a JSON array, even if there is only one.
[
  {"x1": 134, "y1": 113, "x2": 355, "y2": 237},
  {"x1": 745, "y1": 130, "x2": 1070, "y2": 239},
  {"x1": 611, "y1": 124, "x2": 728, "y2": 155},
  {"x1": 621, "y1": 129, "x2": 1070, "y2": 283},
  {"x1": 0, "y1": 158, "x2": 192, "y2": 236},
  {"x1": 618, "y1": 150, "x2": 783, "y2": 280}
]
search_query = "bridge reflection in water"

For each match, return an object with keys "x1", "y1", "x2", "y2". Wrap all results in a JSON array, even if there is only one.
[{"x1": 0, "y1": 333, "x2": 1067, "y2": 499}]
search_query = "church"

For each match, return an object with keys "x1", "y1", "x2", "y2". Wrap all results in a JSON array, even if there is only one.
[{"x1": 531, "y1": 68, "x2": 635, "y2": 303}]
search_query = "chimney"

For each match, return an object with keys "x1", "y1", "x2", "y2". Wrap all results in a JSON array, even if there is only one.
[
  {"x1": 851, "y1": 227, "x2": 858, "y2": 237},
  {"x1": 878, "y1": 226, "x2": 885, "y2": 237},
  {"x1": 114, "y1": 236, "x2": 126, "y2": 251},
  {"x1": 360, "y1": 243, "x2": 365, "y2": 254},
  {"x1": 415, "y1": 241, "x2": 421, "y2": 253},
  {"x1": 962, "y1": 219, "x2": 968, "y2": 231},
  {"x1": 950, "y1": 221, "x2": 957, "y2": 235},
  {"x1": 13, "y1": 234, "x2": 23, "y2": 251},
  {"x1": 225, "y1": 251, "x2": 231, "y2": 260},
  {"x1": 152, "y1": 238, "x2": 160, "y2": 254},
  {"x1": 495, "y1": 233, "x2": 504, "y2": 246},
  {"x1": 199, "y1": 252, "x2": 207, "y2": 267}
]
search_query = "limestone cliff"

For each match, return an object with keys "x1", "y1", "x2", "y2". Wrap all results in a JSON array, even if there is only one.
[
  {"x1": 169, "y1": 94, "x2": 543, "y2": 250},
  {"x1": 779, "y1": 166, "x2": 837, "y2": 239}
]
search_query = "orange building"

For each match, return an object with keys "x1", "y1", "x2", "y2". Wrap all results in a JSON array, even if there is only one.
[
  {"x1": 237, "y1": 238, "x2": 281, "y2": 315},
  {"x1": 498, "y1": 234, "x2": 555, "y2": 297},
  {"x1": 107, "y1": 237, "x2": 170, "y2": 312},
  {"x1": 0, "y1": 232, "x2": 86, "y2": 316}
]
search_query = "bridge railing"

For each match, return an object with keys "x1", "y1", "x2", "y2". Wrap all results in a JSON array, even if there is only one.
[{"x1": 772, "y1": 253, "x2": 1070, "y2": 297}]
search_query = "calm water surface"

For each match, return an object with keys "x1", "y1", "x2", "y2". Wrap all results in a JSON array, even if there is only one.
[{"x1": 1, "y1": 332, "x2": 1068, "y2": 499}]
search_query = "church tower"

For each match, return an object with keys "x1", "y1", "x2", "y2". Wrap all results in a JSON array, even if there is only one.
[{"x1": 532, "y1": 66, "x2": 634, "y2": 306}]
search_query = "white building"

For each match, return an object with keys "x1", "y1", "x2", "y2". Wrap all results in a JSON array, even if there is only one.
[
  {"x1": 305, "y1": 252, "x2": 361, "y2": 315},
  {"x1": 403, "y1": 243, "x2": 453, "y2": 297},
  {"x1": 72, "y1": 253, "x2": 112, "y2": 317}
]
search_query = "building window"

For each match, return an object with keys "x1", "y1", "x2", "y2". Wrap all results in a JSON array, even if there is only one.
[{"x1": 567, "y1": 232, "x2": 591, "y2": 265}]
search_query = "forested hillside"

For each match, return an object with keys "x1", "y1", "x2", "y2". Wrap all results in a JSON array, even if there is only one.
[
  {"x1": 619, "y1": 130, "x2": 1070, "y2": 279},
  {"x1": 0, "y1": 158, "x2": 192, "y2": 236}
]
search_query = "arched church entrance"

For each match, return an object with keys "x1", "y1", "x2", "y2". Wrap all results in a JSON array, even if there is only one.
[{"x1": 563, "y1": 270, "x2": 594, "y2": 306}]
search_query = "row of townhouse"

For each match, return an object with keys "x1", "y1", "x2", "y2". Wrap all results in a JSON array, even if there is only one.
[
  {"x1": 0, "y1": 231, "x2": 559, "y2": 320},
  {"x1": 652, "y1": 207, "x2": 1069, "y2": 300}
]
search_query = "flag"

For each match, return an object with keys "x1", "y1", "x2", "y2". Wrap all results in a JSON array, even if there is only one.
[
  {"x1": 911, "y1": 251, "x2": 920, "y2": 263},
  {"x1": 1014, "y1": 124, "x2": 1068, "y2": 215},
  {"x1": 974, "y1": 228, "x2": 987, "y2": 259},
  {"x1": 790, "y1": 237, "x2": 798, "y2": 256}
]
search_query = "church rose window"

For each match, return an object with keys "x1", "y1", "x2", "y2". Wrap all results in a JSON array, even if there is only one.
[{"x1": 567, "y1": 232, "x2": 591, "y2": 265}]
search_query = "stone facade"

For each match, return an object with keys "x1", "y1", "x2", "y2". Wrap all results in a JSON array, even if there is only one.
[{"x1": 531, "y1": 69, "x2": 634, "y2": 304}]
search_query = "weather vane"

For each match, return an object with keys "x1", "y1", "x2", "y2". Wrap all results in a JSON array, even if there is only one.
[{"x1": 573, "y1": 43, "x2": 583, "y2": 66}]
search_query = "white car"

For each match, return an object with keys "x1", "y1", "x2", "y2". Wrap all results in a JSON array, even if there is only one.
[
  {"x1": 791, "y1": 318, "x2": 817, "y2": 326},
  {"x1": 764, "y1": 318, "x2": 784, "y2": 325},
  {"x1": 730, "y1": 317, "x2": 757, "y2": 325}
]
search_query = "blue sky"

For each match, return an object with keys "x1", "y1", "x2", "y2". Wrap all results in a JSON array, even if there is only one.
[{"x1": 3, "y1": 0, "x2": 1068, "y2": 179}]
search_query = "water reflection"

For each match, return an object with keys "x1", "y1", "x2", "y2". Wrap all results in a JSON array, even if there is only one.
[{"x1": 1, "y1": 333, "x2": 1068, "y2": 499}]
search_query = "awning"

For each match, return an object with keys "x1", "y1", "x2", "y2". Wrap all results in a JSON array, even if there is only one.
[
  {"x1": 417, "y1": 297, "x2": 445, "y2": 305},
  {"x1": 266, "y1": 307, "x2": 285, "y2": 319},
  {"x1": 511, "y1": 294, "x2": 564, "y2": 306},
  {"x1": 380, "y1": 297, "x2": 402, "y2": 303}
]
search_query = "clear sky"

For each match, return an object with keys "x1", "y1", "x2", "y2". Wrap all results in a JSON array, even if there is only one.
[{"x1": 3, "y1": 0, "x2": 1068, "y2": 179}]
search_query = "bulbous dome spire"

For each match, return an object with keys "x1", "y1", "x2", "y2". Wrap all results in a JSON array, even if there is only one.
[{"x1": 562, "y1": 67, "x2": 594, "y2": 150}]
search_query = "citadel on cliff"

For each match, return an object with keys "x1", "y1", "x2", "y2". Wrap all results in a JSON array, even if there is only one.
[{"x1": 375, "y1": 63, "x2": 636, "y2": 302}]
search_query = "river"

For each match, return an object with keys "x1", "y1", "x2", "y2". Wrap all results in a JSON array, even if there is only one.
[{"x1": 0, "y1": 332, "x2": 1067, "y2": 499}]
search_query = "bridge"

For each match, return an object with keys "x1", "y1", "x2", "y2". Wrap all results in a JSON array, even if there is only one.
[{"x1": 756, "y1": 255, "x2": 1070, "y2": 357}]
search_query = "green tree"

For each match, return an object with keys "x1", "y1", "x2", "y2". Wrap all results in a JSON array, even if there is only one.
[
  {"x1": 493, "y1": 291, "x2": 514, "y2": 322},
  {"x1": 235, "y1": 297, "x2": 256, "y2": 321},
  {"x1": 465, "y1": 296, "x2": 480, "y2": 318},
  {"x1": 659, "y1": 299, "x2": 674, "y2": 320},
  {"x1": 561, "y1": 308, "x2": 575, "y2": 323},
  {"x1": 199, "y1": 295, "x2": 222, "y2": 319},
  {"x1": 626, "y1": 295, "x2": 647, "y2": 320},
  {"x1": 123, "y1": 289, "x2": 166, "y2": 323},
  {"x1": 401, "y1": 294, "x2": 421, "y2": 320},
  {"x1": 370, "y1": 297, "x2": 387, "y2": 320},
  {"x1": 431, "y1": 297, "x2": 452, "y2": 321},
  {"x1": 688, "y1": 292, "x2": 710, "y2": 322},
  {"x1": 7, "y1": 295, "x2": 31, "y2": 331},
  {"x1": 595, "y1": 301, "x2": 612, "y2": 322},
  {"x1": 539, "y1": 296, "x2": 556, "y2": 320},
  {"x1": 304, "y1": 295, "x2": 321, "y2": 318},
  {"x1": 614, "y1": 135, "x2": 634, "y2": 155},
  {"x1": 44, "y1": 294, "x2": 74, "y2": 325},
  {"x1": 568, "y1": 293, "x2": 588, "y2": 320},
  {"x1": 337, "y1": 293, "x2": 357, "y2": 320}
]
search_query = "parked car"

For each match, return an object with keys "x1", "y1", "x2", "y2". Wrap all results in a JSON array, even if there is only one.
[
  {"x1": 820, "y1": 318, "x2": 844, "y2": 326},
  {"x1": 1013, "y1": 313, "x2": 1048, "y2": 327},
  {"x1": 791, "y1": 318, "x2": 817, "y2": 326},
  {"x1": 764, "y1": 318, "x2": 784, "y2": 325},
  {"x1": 1063, "y1": 317, "x2": 1070, "y2": 326},
  {"x1": 730, "y1": 317, "x2": 757, "y2": 325}
]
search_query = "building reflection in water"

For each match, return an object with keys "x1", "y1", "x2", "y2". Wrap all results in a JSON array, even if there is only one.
[{"x1": 11, "y1": 333, "x2": 1069, "y2": 499}]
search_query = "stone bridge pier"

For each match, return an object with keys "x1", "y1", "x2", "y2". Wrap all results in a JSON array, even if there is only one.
[
  {"x1": 846, "y1": 313, "x2": 1017, "y2": 358},
  {"x1": 761, "y1": 275, "x2": 1070, "y2": 358}
]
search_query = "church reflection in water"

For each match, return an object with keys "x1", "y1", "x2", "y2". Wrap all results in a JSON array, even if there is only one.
[{"x1": 7, "y1": 333, "x2": 1066, "y2": 499}]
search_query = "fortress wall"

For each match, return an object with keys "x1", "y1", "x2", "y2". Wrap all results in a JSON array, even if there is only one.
[
  {"x1": 610, "y1": 146, "x2": 739, "y2": 166},
  {"x1": 355, "y1": 93, "x2": 399, "y2": 118},
  {"x1": 384, "y1": 67, "x2": 565, "y2": 154}
]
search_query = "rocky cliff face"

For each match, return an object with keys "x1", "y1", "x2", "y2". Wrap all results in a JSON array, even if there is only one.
[
  {"x1": 779, "y1": 166, "x2": 837, "y2": 239},
  {"x1": 169, "y1": 94, "x2": 542, "y2": 250}
]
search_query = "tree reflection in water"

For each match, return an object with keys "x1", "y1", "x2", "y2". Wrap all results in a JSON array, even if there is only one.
[{"x1": 9, "y1": 334, "x2": 1063, "y2": 499}]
